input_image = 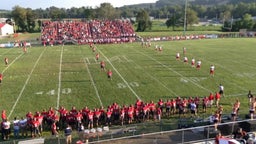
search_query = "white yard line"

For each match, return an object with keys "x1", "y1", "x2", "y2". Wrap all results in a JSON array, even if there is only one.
[
  {"x1": 86, "y1": 58, "x2": 90, "y2": 64},
  {"x1": 191, "y1": 55, "x2": 247, "y2": 91},
  {"x1": 83, "y1": 59, "x2": 103, "y2": 107},
  {"x1": 130, "y1": 57, "x2": 178, "y2": 97},
  {"x1": 97, "y1": 49, "x2": 142, "y2": 100},
  {"x1": 8, "y1": 48, "x2": 47, "y2": 119},
  {"x1": 56, "y1": 45, "x2": 64, "y2": 109},
  {"x1": 2, "y1": 53, "x2": 24, "y2": 74},
  {"x1": 136, "y1": 51, "x2": 212, "y2": 93}
]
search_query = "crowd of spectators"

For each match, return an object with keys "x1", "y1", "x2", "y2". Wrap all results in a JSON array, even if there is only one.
[
  {"x1": 41, "y1": 19, "x2": 136, "y2": 45},
  {"x1": 0, "y1": 93, "x2": 230, "y2": 140}
]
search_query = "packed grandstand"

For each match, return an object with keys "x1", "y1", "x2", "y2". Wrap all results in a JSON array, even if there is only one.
[{"x1": 40, "y1": 20, "x2": 137, "y2": 45}]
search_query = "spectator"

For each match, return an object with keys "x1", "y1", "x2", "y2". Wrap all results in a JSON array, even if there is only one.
[
  {"x1": 64, "y1": 124, "x2": 72, "y2": 144},
  {"x1": 2, "y1": 119, "x2": 11, "y2": 140},
  {"x1": 13, "y1": 117, "x2": 20, "y2": 139},
  {"x1": 232, "y1": 128, "x2": 248, "y2": 143}
]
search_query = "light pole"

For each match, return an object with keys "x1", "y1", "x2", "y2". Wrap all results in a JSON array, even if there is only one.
[{"x1": 183, "y1": 0, "x2": 188, "y2": 36}]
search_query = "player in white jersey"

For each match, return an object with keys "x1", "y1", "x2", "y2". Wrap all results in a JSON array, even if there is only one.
[
  {"x1": 191, "y1": 58, "x2": 195, "y2": 67},
  {"x1": 176, "y1": 52, "x2": 180, "y2": 60},
  {"x1": 210, "y1": 65, "x2": 215, "y2": 76},
  {"x1": 184, "y1": 56, "x2": 188, "y2": 64},
  {"x1": 196, "y1": 60, "x2": 201, "y2": 70}
]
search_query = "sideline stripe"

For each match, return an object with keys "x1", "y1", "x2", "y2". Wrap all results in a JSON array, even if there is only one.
[
  {"x1": 136, "y1": 50, "x2": 212, "y2": 93},
  {"x1": 83, "y1": 59, "x2": 103, "y2": 107},
  {"x1": 8, "y1": 48, "x2": 47, "y2": 119},
  {"x1": 97, "y1": 49, "x2": 141, "y2": 100},
  {"x1": 56, "y1": 45, "x2": 64, "y2": 109}
]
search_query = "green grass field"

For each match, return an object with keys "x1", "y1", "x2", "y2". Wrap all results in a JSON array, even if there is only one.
[{"x1": 0, "y1": 38, "x2": 255, "y2": 122}]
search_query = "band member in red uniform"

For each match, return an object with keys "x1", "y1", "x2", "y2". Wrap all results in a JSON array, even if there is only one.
[{"x1": 100, "y1": 61, "x2": 106, "y2": 71}]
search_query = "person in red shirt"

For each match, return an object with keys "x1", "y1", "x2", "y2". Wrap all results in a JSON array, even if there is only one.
[
  {"x1": 202, "y1": 96, "x2": 209, "y2": 113},
  {"x1": 51, "y1": 121, "x2": 58, "y2": 136},
  {"x1": 107, "y1": 69, "x2": 112, "y2": 80},
  {"x1": 87, "y1": 110, "x2": 94, "y2": 129},
  {"x1": 215, "y1": 92, "x2": 221, "y2": 107},
  {"x1": 208, "y1": 93, "x2": 214, "y2": 108},
  {"x1": 0, "y1": 73, "x2": 3, "y2": 84},
  {"x1": 100, "y1": 61, "x2": 106, "y2": 71},
  {"x1": 1, "y1": 110, "x2": 6, "y2": 121},
  {"x1": 106, "y1": 109, "x2": 112, "y2": 126},
  {"x1": 96, "y1": 53, "x2": 100, "y2": 61}
]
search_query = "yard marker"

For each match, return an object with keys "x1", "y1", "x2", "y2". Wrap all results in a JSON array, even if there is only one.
[
  {"x1": 56, "y1": 45, "x2": 64, "y2": 109},
  {"x1": 97, "y1": 49, "x2": 142, "y2": 100},
  {"x1": 8, "y1": 48, "x2": 47, "y2": 119},
  {"x1": 83, "y1": 59, "x2": 103, "y2": 107}
]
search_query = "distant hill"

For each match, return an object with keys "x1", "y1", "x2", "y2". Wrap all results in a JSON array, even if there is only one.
[{"x1": 122, "y1": 0, "x2": 256, "y2": 8}]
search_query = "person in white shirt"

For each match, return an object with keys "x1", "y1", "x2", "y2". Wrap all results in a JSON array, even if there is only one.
[
  {"x1": 191, "y1": 58, "x2": 195, "y2": 67},
  {"x1": 13, "y1": 117, "x2": 20, "y2": 138},
  {"x1": 176, "y1": 52, "x2": 180, "y2": 60},
  {"x1": 196, "y1": 60, "x2": 202, "y2": 70},
  {"x1": 19, "y1": 117, "x2": 28, "y2": 138},
  {"x1": 2, "y1": 119, "x2": 11, "y2": 140},
  {"x1": 210, "y1": 65, "x2": 215, "y2": 76},
  {"x1": 184, "y1": 57, "x2": 188, "y2": 64},
  {"x1": 219, "y1": 84, "x2": 224, "y2": 96}
]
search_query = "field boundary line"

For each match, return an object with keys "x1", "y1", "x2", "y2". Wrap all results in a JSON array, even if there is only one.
[
  {"x1": 56, "y1": 45, "x2": 64, "y2": 109},
  {"x1": 8, "y1": 48, "x2": 47, "y2": 119},
  {"x1": 135, "y1": 50, "x2": 212, "y2": 93},
  {"x1": 83, "y1": 59, "x2": 103, "y2": 107},
  {"x1": 97, "y1": 49, "x2": 141, "y2": 100},
  {"x1": 129, "y1": 56, "x2": 178, "y2": 97},
  {"x1": 2, "y1": 53, "x2": 24, "y2": 74}
]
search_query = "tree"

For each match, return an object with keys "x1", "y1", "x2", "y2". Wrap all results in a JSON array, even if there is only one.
[
  {"x1": 186, "y1": 9, "x2": 199, "y2": 26},
  {"x1": 26, "y1": 8, "x2": 37, "y2": 32},
  {"x1": 12, "y1": 6, "x2": 27, "y2": 32},
  {"x1": 96, "y1": 3, "x2": 120, "y2": 19},
  {"x1": 136, "y1": 9, "x2": 152, "y2": 32}
]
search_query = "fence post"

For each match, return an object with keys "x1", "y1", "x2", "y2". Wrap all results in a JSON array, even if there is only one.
[{"x1": 182, "y1": 129, "x2": 184, "y2": 144}]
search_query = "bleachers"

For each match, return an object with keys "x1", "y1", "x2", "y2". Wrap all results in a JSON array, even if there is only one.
[{"x1": 41, "y1": 20, "x2": 136, "y2": 45}]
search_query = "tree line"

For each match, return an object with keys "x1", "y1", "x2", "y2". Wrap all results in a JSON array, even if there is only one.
[{"x1": 2, "y1": 1, "x2": 256, "y2": 32}]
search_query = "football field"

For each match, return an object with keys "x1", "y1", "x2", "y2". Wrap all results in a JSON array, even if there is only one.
[{"x1": 0, "y1": 38, "x2": 256, "y2": 120}]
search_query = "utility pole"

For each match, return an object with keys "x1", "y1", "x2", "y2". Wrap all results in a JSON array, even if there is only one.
[{"x1": 183, "y1": 0, "x2": 188, "y2": 36}]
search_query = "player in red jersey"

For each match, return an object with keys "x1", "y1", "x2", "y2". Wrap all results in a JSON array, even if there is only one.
[
  {"x1": 96, "y1": 53, "x2": 100, "y2": 61},
  {"x1": 107, "y1": 69, "x2": 112, "y2": 80},
  {"x1": 100, "y1": 61, "x2": 106, "y2": 71},
  {"x1": 0, "y1": 73, "x2": 3, "y2": 84}
]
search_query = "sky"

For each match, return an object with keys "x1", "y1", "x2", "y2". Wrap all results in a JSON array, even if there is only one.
[{"x1": 1, "y1": 0, "x2": 158, "y2": 10}]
